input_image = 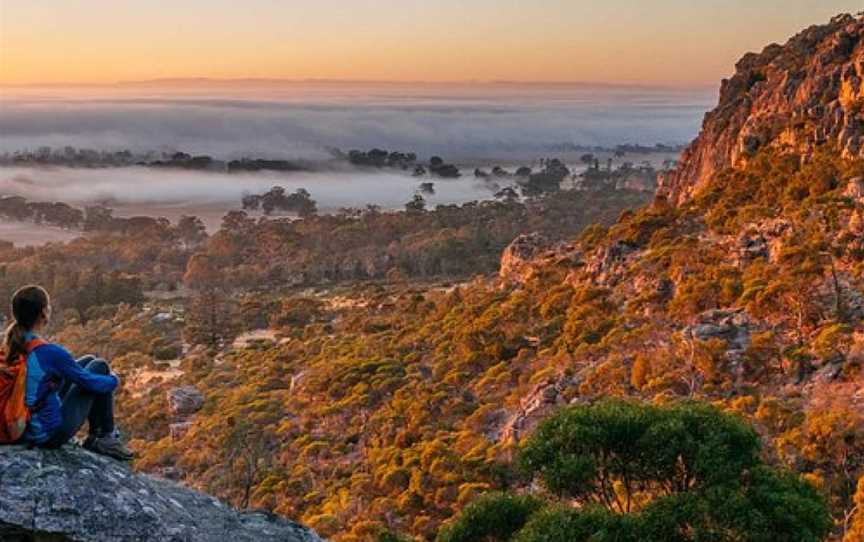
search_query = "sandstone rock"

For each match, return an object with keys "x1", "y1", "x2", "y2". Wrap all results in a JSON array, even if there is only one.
[
  {"x1": 738, "y1": 233, "x2": 770, "y2": 262},
  {"x1": 499, "y1": 233, "x2": 551, "y2": 283},
  {"x1": 684, "y1": 308, "x2": 752, "y2": 355},
  {"x1": 584, "y1": 240, "x2": 639, "y2": 286},
  {"x1": 628, "y1": 274, "x2": 675, "y2": 313},
  {"x1": 0, "y1": 446, "x2": 324, "y2": 542},
  {"x1": 499, "y1": 374, "x2": 572, "y2": 444},
  {"x1": 845, "y1": 176, "x2": 864, "y2": 199},
  {"x1": 850, "y1": 209, "x2": 864, "y2": 234},
  {"x1": 477, "y1": 408, "x2": 508, "y2": 442},
  {"x1": 816, "y1": 272, "x2": 864, "y2": 322},
  {"x1": 660, "y1": 14, "x2": 864, "y2": 204},
  {"x1": 166, "y1": 386, "x2": 205, "y2": 418},
  {"x1": 735, "y1": 219, "x2": 790, "y2": 265}
]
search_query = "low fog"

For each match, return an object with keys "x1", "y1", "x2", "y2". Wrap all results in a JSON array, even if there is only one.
[
  {"x1": 0, "y1": 82, "x2": 711, "y2": 243},
  {"x1": 0, "y1": 166, "x2": 500, "y2": 230},
  {"x1": 0, "y1": 82, "x2": 714, "y2": 161}
]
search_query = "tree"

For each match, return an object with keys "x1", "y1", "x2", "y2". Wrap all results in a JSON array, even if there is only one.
[
  {"x1": 183, "y1": 253, "x2": 238, "y2": 347},
  {"x1": 494, "y1": 187, "x2": 520, "y2": 203},
  {"x1": 176, "y1": 215, "x2": 208, "y2": 249},
  {"x1": 222, "y1": 416, "x2": 278, "y2": 509},
  {"x1": 437, "y1": 493, "x2": 543, "y2": 542},
  {"x1": 439, "y1": 400, "x2": 831, "y2": 542},
  {"x1": 519, "y1": 400, "x2": 760, "y2": 512},
  {"x1": 83, "y1": 205, "x2": 116, "y2": 231},
  {"x1": 183, "y1": 254, "x2": 223, "y2": 291},
  {"x1": 286, "y1": 188, "x2": 317, "y2": 218},
  {"x1": 220, "y1": 210, "x2": 255, "y2": 236},
  {"x1": 261, "y1": 186, "x2": 287, "y2": 215},
  {"x1": 241, "y1": 193, "x2": 261, "y2": 211},
  {"x1": 406, "y1": 194, "x2": 426, "y2": 213},
  {"x1": 184, "y1": 289, "x2": 239, "y2": 348}
]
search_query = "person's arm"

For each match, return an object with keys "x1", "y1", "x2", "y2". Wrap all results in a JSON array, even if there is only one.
[{"x1": 41, "y1": 344, "x2": 118, "y2": 394}]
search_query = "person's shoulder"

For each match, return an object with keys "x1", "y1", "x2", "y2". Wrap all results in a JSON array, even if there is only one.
[{"x1": 34, "y1": 342, "x2": 73, "y2": 360}]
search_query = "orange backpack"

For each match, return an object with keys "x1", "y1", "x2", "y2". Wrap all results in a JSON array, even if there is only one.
[{"x1": 0, "y1": 338, "x2": 47, "y2": 444}]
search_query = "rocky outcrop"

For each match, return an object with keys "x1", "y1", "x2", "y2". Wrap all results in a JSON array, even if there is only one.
[
  {"x1": 167, "y1": 386, "x2": 204, "y2": 418},
  {"x1": 499, "y1": 235, "x2": 584, "y2": 287},
  {"x1": 735, "y1": 218, "x2": 791, "y2": 265},
  {"x1": 167, "y1": 386, "x2": 204, "y2": 443},
  {"x1": 499, "y1": 374, "x2": 572, "y2": 444},
  {"x1": 0, "y1": 445, "x2": 324, "y2": 542},
  {"x1": 660, "y1": 13, "x2": 864, "y2": 204},
  {"x1": 845, "y1": 176, "x2": 864, "y2": 199},
  {"x1": 684, "y1": 308, "x2": 752, "y2": 364},
  {"x1": 584, "y1": 240, "x2": 640, "y2": 286},
  {"x1": 499, "y1": 233, "x2": 552, "y2": 283}
]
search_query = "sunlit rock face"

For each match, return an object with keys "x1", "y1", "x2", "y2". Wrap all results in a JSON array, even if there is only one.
[
  {"x1": 499, "y1": 233, "x2": 552, "y2": 283},
  {"x1": 499, "y1": 233, "x2": 584, "y2": 287},
  {"x1": 660, "y1": 14, "x2": 864, "y2": 204},
  {"x1": 0, "y1": 446, "x2": 325, "y2": 542}
]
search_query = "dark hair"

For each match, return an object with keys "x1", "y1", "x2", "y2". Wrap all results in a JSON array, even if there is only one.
[{"x1": 5, "y1": 285, "x2": 50, "y2": 363}]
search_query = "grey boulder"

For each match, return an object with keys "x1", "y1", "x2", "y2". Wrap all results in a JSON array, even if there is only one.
[{"x1": 0, "y1": 445, "x2": 324, "y2": 542}]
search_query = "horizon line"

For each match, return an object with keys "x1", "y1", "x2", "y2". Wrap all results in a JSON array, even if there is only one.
[{"x1": 0, "y1": 76, "x2": 719, "y2": 92}]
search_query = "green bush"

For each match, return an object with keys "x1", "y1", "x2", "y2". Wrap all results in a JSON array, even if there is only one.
[
  {"x1": 444, "y1": 400, "x2": 831, "y2": 542},
  {"x1": 436, "y1": 493, "x2": 544, "y2": 542}
]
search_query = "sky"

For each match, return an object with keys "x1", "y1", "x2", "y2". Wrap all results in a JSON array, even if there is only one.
[{"x1": 0, "y1": 1, "x2": 862, "y2": 87}]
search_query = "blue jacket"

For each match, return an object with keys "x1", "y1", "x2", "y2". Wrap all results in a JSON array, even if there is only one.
[{"x1": 23, "y1": 335, "x2": 118, "y2": 443}]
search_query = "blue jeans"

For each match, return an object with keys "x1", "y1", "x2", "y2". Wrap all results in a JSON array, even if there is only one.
[{"x1": 43, "y1": 356, "x2": 116, "y2": 448}]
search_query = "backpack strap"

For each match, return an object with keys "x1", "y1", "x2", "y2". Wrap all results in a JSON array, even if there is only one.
[
  {"x1": 0, "y1": 338, "x2": 47, "y2": 368},
  {"x1": 24, "y1": 338, "x2": 48, "y2": 355}
]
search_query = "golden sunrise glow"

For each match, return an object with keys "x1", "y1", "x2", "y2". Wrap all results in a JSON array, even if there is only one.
[{"x1": 1, "y1": 0, "x2": 862, "y2": 87}]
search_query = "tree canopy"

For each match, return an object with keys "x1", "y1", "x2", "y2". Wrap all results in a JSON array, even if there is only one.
[{"x1": 439, "y1": 400, "x2": 831, "y2": 542}]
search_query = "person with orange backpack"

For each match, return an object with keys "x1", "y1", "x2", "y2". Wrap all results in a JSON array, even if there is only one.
[{"x1": 0, "y1": 285, "x2": 132, "y2": 460}]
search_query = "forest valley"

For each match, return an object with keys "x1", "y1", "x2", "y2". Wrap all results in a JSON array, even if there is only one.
[
  {"x1": 0, "y1": 184, "x2": 651, "y2": 538},
  {"x1": 2, "y1": 145, "x2": 862, "y2": 541},
  {"x1": 5, "y1": 12, "x2": 864, "y2": 542}
]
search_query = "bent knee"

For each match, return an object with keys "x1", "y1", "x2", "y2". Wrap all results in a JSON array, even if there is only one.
[
  {"x1": 85, "y1": 358, "x2": 111, "y2": 375},
  {"x1": 77, "y1": 354, "x2": 96, "y2": 365}
]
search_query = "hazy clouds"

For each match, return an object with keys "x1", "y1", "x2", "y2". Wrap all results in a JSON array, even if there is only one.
[
  {"x1": 0, "y1": 82, "x2": 713, "y2": 236},
  {"x1": 0, "y1": 82, "x2": 714, "y2": 161},
  {"x1": 0, "y1": 165, "x2": 502, "y2": 230}
]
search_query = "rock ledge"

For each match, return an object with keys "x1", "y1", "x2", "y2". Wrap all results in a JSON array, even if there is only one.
[{"x1": 0, "y1": 445, "x2": 324, "y2": 542}]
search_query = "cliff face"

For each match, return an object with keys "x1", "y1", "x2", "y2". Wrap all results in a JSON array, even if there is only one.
[
  {"x1": 660, "y1": 13, "x2": 864, "y2": 204},
  {"x1": 0, "y1": 446, "x2": 324, "y2": 542}
]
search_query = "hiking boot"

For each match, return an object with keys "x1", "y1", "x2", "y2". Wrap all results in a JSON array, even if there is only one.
[{"x1": 83, "y1": 434, "x2": 134, "y2": 461}]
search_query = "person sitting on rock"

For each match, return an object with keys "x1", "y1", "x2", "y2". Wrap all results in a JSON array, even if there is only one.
[{"x1": 6, "y1": 285, "x2": 133, "y2": 460}]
